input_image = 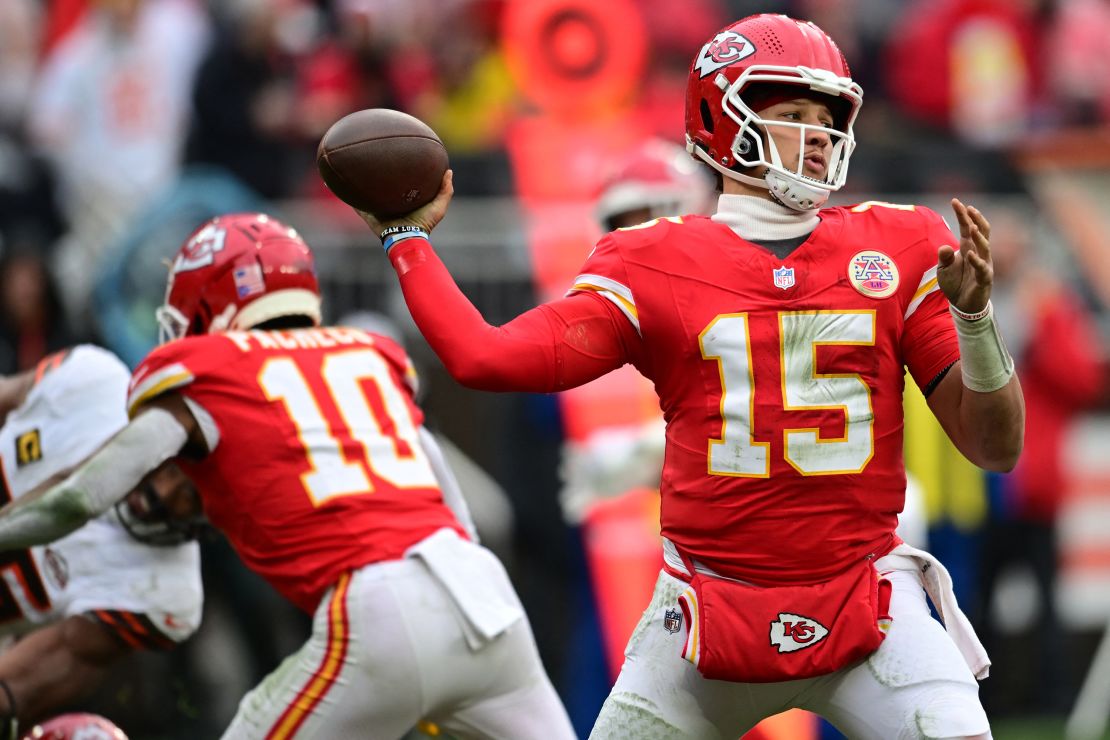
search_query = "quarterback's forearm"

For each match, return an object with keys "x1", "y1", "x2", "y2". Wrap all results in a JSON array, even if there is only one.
[
  {"x1": 0, "y1": 409, "x2": 189, "y2": 549},
  {"x1": 959, "y1": 372, "x2": 1024, "y2": 470},
  {"x1": 930, "y1": 369, "x2": 1025, "y2": 472},
  {"x1": 388, "y1": 237, "x2": 631, "y2": 391}
]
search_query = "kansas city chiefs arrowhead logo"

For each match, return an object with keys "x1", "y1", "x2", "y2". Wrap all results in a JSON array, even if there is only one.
[
  {"x1": 694, "y1": 30, "x2": 756, "y2": 78},
  {"x1": 769, "y1": 613, "x2": 829, "y2": 653}
]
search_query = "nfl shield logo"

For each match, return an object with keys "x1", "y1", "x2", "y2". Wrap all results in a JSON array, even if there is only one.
[
  {"x1": 663, "y1": 608, "x2": 682, "y2": 634},
  {"x1": 773, "y1": 265, "x2": 795, "y2": 290}
]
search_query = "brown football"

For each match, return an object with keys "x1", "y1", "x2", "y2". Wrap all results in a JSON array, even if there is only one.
[{"x1": 316, "y1": 109, "x2": 448, "y2": 219}]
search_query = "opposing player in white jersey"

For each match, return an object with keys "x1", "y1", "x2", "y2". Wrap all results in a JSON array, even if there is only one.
[{"x1": 0, "y1": 346, "x2": 203, "y2": 737}]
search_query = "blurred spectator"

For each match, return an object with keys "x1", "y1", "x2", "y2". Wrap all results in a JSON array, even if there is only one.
[
  {"x1": 296, "y1": 2, "x2": 412, "y2": 138},
  {"x1": 884, "y1": 0, "x2": 1043, "y2": 148},
  {"x1": 0, "y1": 1, "x2": 64, "y2": 248},
  {"x1": 186, "y1": 0, "x2": 320, "y2": 200},
  {"x1": 412, "y1": 1, "x2": 514, "y2": 156},
  {"x1": 294, "y1": 0, "x2": 438, "y2": 202},
  {"x1": 27, "y1": 0, "x2": 209, "y2": 326},
  {"x1": 629, "y1": 0, "x2": 725, "y2": 144},
  {"x1": 0, "y1": 240, "x2": 79, "y2": 375},
  {"x1": 39, "y1": 0, "x2": 92, "y2": 56},
  {"x1": 0, "y1": 0, "x2": 39, "y2": 127},
  {"x1": 1045, "y1": 0, "x2": 1110, "y2": 126},
  {"x1": 974, "y1": 206, "x2": 1105, "y2": 714}
]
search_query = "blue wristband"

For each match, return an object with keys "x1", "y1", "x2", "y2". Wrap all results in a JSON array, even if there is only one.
[{"x1": 380, "y1": 226, "x2": 429, "y2": 253}]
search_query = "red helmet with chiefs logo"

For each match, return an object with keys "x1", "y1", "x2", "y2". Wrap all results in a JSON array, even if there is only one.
[
  {"x1": 21, "y1": 712, "x2": 128, "y2": 740},
  {"x1": 685, "y1": 14, "x2": 863, "y2": 211},
  {"x1": 156, "y1": 213, "x2": 321, "y2": 343},
  {"x1": 595, "y1": 138, "x2": 714, "y2": 231}
]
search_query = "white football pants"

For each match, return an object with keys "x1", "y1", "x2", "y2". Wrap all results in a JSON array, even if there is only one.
[
  {"x1": 591, "y1": 567, "x2": 991, "y2": 740},
  {"x1": 221, "y1": 532, "x2": 575, "y2": 740}
]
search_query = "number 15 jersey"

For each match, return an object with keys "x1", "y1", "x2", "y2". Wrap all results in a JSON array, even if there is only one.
[
  {"x1": 569, "y1": 203, "x2": 961, "y2": 586},
  {"x1": 128, "y1": 327, "x2": 465, "y2": 612}
]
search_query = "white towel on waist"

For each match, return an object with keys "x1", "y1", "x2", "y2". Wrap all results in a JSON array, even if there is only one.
[
  {"x1": 875, "y1": 542, "x2": 991, "y2": 680},
  {"x1": 406, "y1": 528, "x2": 524, "y2": 651}
]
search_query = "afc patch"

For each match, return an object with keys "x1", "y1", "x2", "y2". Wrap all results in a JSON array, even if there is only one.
[
  {"x1": 769, "y1": 612, "x2": 829, "y2": 653},
  {"x1": 773, "y1": 265, "x2": 795, "y2": 290},
  {"x1": 848, "y1": 250, "x2": 899, "y2": 298},
  {"x1": 15, "y1": 429, "x2": 42, "y2": 466},
  {"x1": 663, "y1": 608, "x2": 683, "y2": 634}
]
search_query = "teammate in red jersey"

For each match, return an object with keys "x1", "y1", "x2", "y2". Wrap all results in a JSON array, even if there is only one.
[
  {"x1": 356, "y1": 13, "x2": 1024, "y2": 740},
  {"x1": 0, "y1": 214, "x2": 575, "y2": 740}
]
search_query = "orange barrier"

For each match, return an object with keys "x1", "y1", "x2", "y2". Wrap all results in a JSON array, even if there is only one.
[{"x1": 579, "y1": 487, "x2": 662, "y2": 677}]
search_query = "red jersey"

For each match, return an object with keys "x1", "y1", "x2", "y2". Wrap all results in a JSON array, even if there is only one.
[
  {"x1": 127, "y1": 327, "x2": 465, "y2": 611},
  {"x1": 569, "y1": 202, "x2": 960, "y2": 585}
]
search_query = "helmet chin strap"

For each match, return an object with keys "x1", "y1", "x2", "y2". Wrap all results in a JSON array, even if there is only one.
[
  {"x1": 723, "y1": 168, "x2": 829, "y2": 212},
  {"x1": 763, "y1": 170, "x2": 829, "y2": 211},
  {"x1": 689, "y1": 136, "x2": 830, "y2": 212},
  {"x1": 755, "y1": 130, "x2": 828, "y2": 211}
]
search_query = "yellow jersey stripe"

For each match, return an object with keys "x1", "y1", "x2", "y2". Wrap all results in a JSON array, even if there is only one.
[
  {"x1": 572, "y1": 284, "x2": 639, "y2": 319},
  {"x1": 127, "y1": 372, "x2": 194, "y2": 417},
  {"x1": 570, "y1": 285, "x2": 641, "y2": 335},
  {"x1": 690, "y1": 591, "x2": 699, "y2": 666},
  {"x1": 911, "y1": 276, "x2": 938, "y2": 302},
  {"x1": 904, "y1": 278, "x2": 941, "y2": 321},
  {"x1": 680, "y1": 587, "x2": 699, "y2": 667}
]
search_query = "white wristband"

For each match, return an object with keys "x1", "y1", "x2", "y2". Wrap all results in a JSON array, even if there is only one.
[
  {"x1": 950, "y1": 302, "x2": 991, "y2": 322},
  {"x1": 950, "y1": 301, "x2": 1015, "y2": 393}
]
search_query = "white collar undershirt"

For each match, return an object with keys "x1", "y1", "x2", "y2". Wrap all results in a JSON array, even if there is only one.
[{"x1": 710, "y1": 193, "x2": 820, "y2": 242}]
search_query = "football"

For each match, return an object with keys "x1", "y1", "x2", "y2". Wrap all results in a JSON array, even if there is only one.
[{"x1": 316, "y1": 109, "x2": 449, "y2": 219}]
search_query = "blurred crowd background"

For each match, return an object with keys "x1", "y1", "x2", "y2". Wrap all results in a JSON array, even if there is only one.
[{"x1": 3, "y1": 0, "x2": 1110, "y2": 738}]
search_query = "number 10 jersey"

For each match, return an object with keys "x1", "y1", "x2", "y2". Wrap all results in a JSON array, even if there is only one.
[
  {"x1": 569, "y1": 204, "x2": 961, "y2": 586},
  {"x1": 128, "y1": 328, "x2": 465, "y2": 612}
]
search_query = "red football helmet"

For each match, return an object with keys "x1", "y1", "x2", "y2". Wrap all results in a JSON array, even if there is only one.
[
  {"x1": 156, "y1": 213, "x2": 321, "y2": 343},
  {"x1": 595, "y1": 138, "x2": 715, "y2": 230},
  {"x1": 685, "y1": 14, "x2": 863, "y2": 210},
  {"x1": 21, "y1": 713, "x2": 128, "y2": 740}
]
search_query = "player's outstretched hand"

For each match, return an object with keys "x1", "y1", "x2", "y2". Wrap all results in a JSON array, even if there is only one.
[
  {"x1": 937, "y1": 198, "x2": 993, "y2": 315},
  {"x1": 358, "y1": 169, "x2": 454, "y2": 241}
]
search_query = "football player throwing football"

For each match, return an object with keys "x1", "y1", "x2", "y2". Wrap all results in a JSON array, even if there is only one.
[{"x1": 357, "y1": 13, "x2": 1023, "y2": 740}]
